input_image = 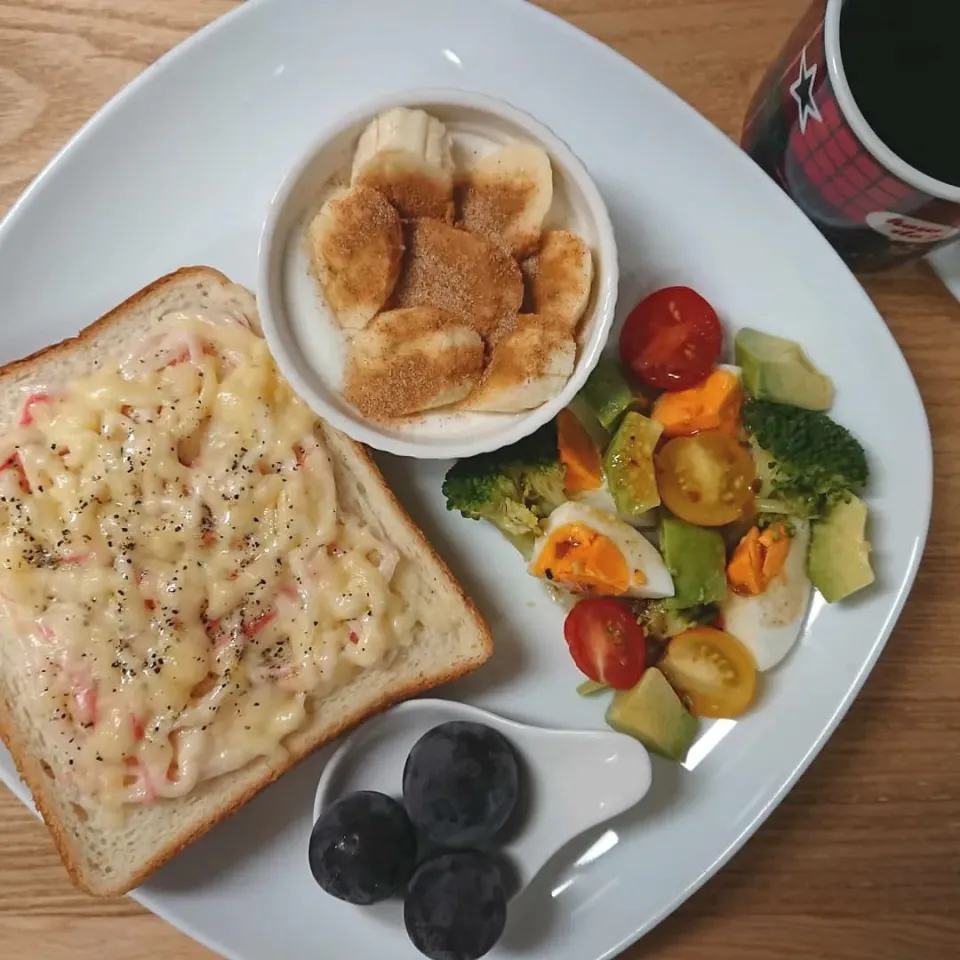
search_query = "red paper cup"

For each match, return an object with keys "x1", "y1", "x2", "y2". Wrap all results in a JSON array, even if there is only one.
[{"x1": 741, "y1": 0, "x2": 960, "y2": 272}]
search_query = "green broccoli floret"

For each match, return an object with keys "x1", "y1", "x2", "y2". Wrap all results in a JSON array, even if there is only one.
[
  {"x1": 509, "y1": 421, "x2": 567, "y2": 515},
  {"x1": 742, "y1": 399, "x2": 868, "y2": 519},
  {"x1": 441, "y1": 468, "x2": 542, "y2": 537},
  {"x1": 441, "y1": 422, "x2": 566, "y2": 545},
  {"x1": 633, "y1": 600, "x2": 718, "y2": 642}
]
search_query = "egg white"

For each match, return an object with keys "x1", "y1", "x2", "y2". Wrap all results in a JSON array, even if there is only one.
[
  {"x1": 530, "y1": 501, "x2": 674, "y2": 599},
  {"x1": 721, "y1": 520, "x2": 812, "y2": 671},
  {"x1": 570, "y1": 482, "x2": 658, "y2": 528}
]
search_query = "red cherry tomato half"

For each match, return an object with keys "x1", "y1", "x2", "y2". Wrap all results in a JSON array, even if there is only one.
[
  {"x1": 619, "y1": 286, "x2": 723, "y2": 391},
  {"x1": 563, "y1": 598, "x2": 647, "y2": 690}
]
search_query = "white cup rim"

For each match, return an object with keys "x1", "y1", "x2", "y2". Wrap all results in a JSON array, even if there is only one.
[{"x1": 824, "y1": 0, "x2": 960, "y2": 204}]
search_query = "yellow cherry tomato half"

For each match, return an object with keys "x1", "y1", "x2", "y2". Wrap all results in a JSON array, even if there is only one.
[
  {"x1": 659, "y1": 627, "x2": 758, "y2": 718},
  {"x1": 655, "y1": 431, "x2": 756, "y2": 527}
]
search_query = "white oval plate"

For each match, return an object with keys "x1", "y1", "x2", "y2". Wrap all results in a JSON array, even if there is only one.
[
  {"x1": 0, "y1": 1, "x2": 931, "y2": 960},
  {"x1": 929, "y1": 243, "x2": 960, "y2": 303}
]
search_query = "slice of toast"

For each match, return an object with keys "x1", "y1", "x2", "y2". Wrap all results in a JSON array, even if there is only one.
[{"x1": 0, "y1": 267, "x2": 492, "y2": 896}]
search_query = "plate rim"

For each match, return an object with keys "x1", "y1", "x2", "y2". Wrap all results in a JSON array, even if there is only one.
[{"x1": 0, "y1": 0, "x2": 933, "y2": 958}]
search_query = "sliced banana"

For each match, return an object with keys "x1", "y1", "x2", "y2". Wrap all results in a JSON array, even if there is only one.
[
  {"x1": 459, "y1": 143, "x2": 554, "y2": 259},
  {"x1": 344, "y1": 307, "x2": 484, "y2": 418},
  {"x1": 307, "y1": 184, "x2": 404, "y2": 330},
  {"x1": 465, "y1": 314, "x2": 575, "y2": 412},
  {"x1": 352, "y1": 107, "x2": 455, "y2": 221},
  {"x1": 392, "y1": 219, "x2": 523, "y2": 341},
  {"x1": 522, "y1": 229, "x2": 594, "y2": 332}
]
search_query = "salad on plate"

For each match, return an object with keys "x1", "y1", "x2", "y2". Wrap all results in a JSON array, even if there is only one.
[{"x1": 443, "y1": 285, "x2": 874, "y2": 761}]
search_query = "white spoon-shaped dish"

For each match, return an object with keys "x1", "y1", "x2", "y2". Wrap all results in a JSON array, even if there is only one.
[{"x1": 313, "y1": 698, "x2": 652, "y2": 898}]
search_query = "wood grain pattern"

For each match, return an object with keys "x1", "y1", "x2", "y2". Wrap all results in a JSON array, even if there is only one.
[{"x1": 0, "y1": 1, "x2": 958, "y2": 957}]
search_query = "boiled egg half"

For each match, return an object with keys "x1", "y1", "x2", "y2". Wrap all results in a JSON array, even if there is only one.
[
  {"x1": 721, "y1": 520, "x2": 812, "y2": 671},
  {"x1": 570, "y1": 483, "x2": 656, "y2": 528},
  {"x1": 528, "y1": 501, "x2": 674, "y2": 599}
]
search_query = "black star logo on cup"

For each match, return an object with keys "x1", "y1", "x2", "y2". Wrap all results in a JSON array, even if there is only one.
[{"x1": 789, "y1": 46, "x2": 823, "y2": 135}]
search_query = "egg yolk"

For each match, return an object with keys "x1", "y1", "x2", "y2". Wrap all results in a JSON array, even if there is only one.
[
  {"x1": 727, "y1": 523, "x2": 790, "y2": 595},
  {"x1": 651, "y1": 368, "x2": 743, "y2": 438},
  {"x1": 530, "y1": 522, "x2": 644, "y2": 595}
]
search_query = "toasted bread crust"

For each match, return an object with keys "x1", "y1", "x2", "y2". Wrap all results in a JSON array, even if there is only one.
[
  {"x1": 0, "y1": 266, "x2": 233, "y2": 383},
  {"x1": 0, "y1": 267, "x2": 492, "y2": 896},
  {"x1": 0, "y1": 658, "x2": 483, "y2": 896}
]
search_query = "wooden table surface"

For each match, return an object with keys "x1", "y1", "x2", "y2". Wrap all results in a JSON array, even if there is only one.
[{"x1": 1, "y1": 1, "x2": 958, "y2": 957}]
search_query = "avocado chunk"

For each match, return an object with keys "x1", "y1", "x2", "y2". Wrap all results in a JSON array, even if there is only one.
[
  {"x1": 604, "y1": 412, "x2": 662, "y2": 519},
  {"x1": 808, "y1": 494, "x2": 875, "y2": 602},
  {"x1": 659, "y1": 513, "x2": 728, "y2": 608},
  {"x1": 605, "y1": 667, "x2": 698, "y2": 761},
  {"x1": 580, "y1": 357, "x2": 642, "y2": 431},
  {"x1": 577, "y1": 679, "x2": 609, "y2": 697},
  {"x1": 735, "y1": 328, "x2": 834, "y2": 411}
]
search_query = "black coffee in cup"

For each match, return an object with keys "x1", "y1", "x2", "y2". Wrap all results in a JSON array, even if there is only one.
[
  {"x1": 741, "y1": 0, "x2": 960, "y2": 271},
  {"x1": 840, "y1": 0, "x2": 960, "y2": 187}
]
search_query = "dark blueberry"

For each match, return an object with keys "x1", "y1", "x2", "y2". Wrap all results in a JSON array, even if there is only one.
[
  {"x1": 404, "y1": 851, "x2": 507, "y2": 960},
  {"x1": 403, "y1": 721, "x2": 519, "y2": 848},
  {"x1": 308, "y1": 790, "x2": 416, "y2": 904}
]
